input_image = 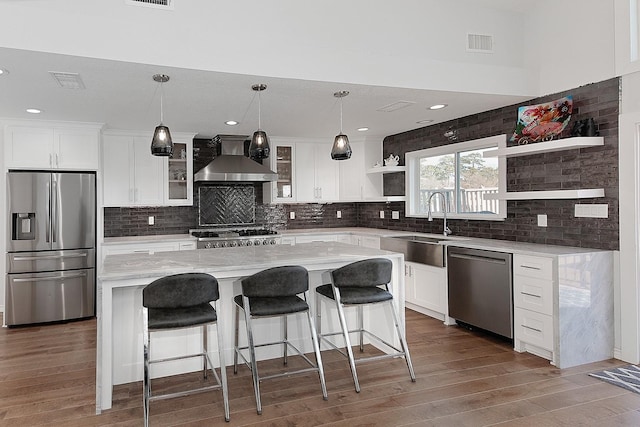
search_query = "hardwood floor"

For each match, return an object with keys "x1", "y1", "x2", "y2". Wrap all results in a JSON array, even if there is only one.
[{"x1": 1, "y1": 310, "x2": 640, "y2": 426}]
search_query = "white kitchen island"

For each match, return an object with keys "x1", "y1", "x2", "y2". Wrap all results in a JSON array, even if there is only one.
[{"x1": 96, "y1": 242, "x2": 405, "y2": 413}]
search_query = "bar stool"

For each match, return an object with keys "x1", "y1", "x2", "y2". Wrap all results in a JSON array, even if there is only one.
[
  {"x1": 233, "y1": 265, "x2": 328, "y2": 414},
  {"x1": 142, "y1": 273, "x2": 229, "y2": 426},
  {"x1": 315, "y1": 258, "x2": 416, "y2": 392}
]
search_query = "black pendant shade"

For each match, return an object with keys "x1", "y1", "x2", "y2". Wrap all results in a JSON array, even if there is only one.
[
  {"x1": 248, "y1": 83, "x2": 270, "y2": 159},
  {"x1": 151, "y1": 124, "x2": 173, "y2": 156},
  {"x1": 249, "y1": 130, "x2": 270, "y2": 159},
  {"x1": 150, "y1": 74, "x2": 173, "y2": 157},
  {"x1": 331, "y1": 90, "x2": 352, "y2": 160},
  {"x1": 331, "y1": 133, "x2": 352, "y2": 160}
]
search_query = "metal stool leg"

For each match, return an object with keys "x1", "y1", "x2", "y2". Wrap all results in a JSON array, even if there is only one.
[
  {"x1": 388, "y1": 299, "x2": 416, "y2": 381},
  {"x1": 283, "y1": 315, "x2": 288, "y2": 365},
  {"x1": 202, "y1": 325, "x2": 208, "y2": 379},
  {"x1": 233, "y1": 304, "x2": 240, "y2": 374},
  {"x1": 307, "y1": 308, "x2": 328, "y2": 400},
  {"x1": 242, "y1": 296, "x2": 262, "y2": 415},
  {"x1": 358, "y1": 305, "x2": 364, "y2": 352},
  {"x1": 214, "y1": 304, "x2": 230, "y2": 422},
  {"x1": 333, "y1": 289, "x2": 361, "y2": 393},
  {"x1": 143, "y1": 329, "x2": 150, "y2": 427}
]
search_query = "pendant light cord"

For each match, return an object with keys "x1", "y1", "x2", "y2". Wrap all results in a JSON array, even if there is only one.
[
  {"x1": 160, "y1": 82, "x2": 164, "y2": 124},
  {"x1": 258, "y1": 89, "x2": 262, "y2": 130},
  {"x1": 340, "y1": 97, "x2": 344, "y2": 133}
]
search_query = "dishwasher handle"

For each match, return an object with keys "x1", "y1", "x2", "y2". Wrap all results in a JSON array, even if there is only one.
[{"x1": 448, "y1": 251, "x2": 508, "y2": 265}]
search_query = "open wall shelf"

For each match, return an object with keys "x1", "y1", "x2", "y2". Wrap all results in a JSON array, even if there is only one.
[
  {"x1": 483, "y1": 136, "x2": 603, "y2": 158},
  {"x1": 484, "y1": 189, "x2": 605, "y2": 200}
]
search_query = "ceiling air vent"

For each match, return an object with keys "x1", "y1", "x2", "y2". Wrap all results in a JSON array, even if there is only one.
[
  {"x1": 467, "y1": 33, "x2": 494, "y2": 53},
  {"x1": 376, "y1": 101, "x2": 416, "y2": 113},
  {"x1": 125, "y1": 0, "x2": 173, "y2": 10},
  {"x1": 49, "y1": 72, "x2": 85, "y2": 89}
]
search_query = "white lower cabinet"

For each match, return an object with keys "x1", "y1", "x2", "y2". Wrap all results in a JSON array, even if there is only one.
[
  {"x1": 102, "y1": 240, "x2": 195, "y2": 260},
  {"x1": 404, "y1": 261, "x2": 448, "y2": 320},
  {"x1": 512, "y1": 251, "x2": 614, "y2": 368},
  {"x1": 513, "y1": 254, "x2": 554, "y2": 361}
]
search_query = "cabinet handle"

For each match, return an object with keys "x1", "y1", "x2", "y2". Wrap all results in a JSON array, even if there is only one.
[
  {"x1": 49, "y1": 153, "x2": 53, "y2": 167},
  {"x1": 55, "y1": 153, "x2": 59, "y2": 167},
  {"x1": 522, "y1": 325, "x2": 542, "y2": 333},
  {"x1": 521, "y1": 292, "x2": 541, "y2": 298},
  {"x1": 520, "y1": 265, "x2": 541, "y2": 270}
]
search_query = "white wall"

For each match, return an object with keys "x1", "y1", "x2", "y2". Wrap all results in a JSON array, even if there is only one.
[
  {"x1": 0, "y1": 0, "x2": 536, "y2": 96},
  {"x1": 525, "y1": 0, "x2": 616, "y2": 96}
]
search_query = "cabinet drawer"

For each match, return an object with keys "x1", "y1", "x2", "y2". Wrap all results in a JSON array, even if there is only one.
[
  {"x1": 514, "y1": 308, "x2": 553, "y2": 351},
  {"x1": 513, "y1": 254, "x2": 553, "y2": 280},
  {"x1": 514, "y1": 275, "x2": 553, "y2": 315}
]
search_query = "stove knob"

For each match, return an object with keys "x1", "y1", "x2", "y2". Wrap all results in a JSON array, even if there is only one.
[
  {"x1": 213, "y1": 242, "x2": 220, "y2": 248},
  {"x1": 269, "y1": 239, "x2": 277, "y2": 245},
  {"x1": 205, "y1": 242, "x2": 212, "y2": 249},
  {"x1": 262, "y1": 239, "x2": 269, "y2": 245},
  {"x1": 230, "y1": 241, "x2": 238, "y2": 247},
  {"x1": 237, "y1": 240, "x2": 245, "y2": 247},
  {"x1": 221, "y1": 241, "x2": 228, "y2": 248}
]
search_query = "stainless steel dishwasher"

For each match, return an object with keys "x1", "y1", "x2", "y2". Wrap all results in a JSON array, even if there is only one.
[{"x1": 447, "y1": 247, "x2": 513, "y2": 339}]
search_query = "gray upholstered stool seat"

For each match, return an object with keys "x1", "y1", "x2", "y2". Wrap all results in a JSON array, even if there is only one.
[
  {"x1": 232, "y1": 294, "x2": 309, "y2": 316},
  {"x1": 143, "y1": 272, "x2": 229, "y2": 426},
  {"x1": 315, "y1": 284, "x2": 393, "y2": 304},
  {"x1": 315, "y1": 258, "x2": 416, "y2": 393},
  {"x1": 233, "y1": 265, "x2": 328, "y2": 415}
]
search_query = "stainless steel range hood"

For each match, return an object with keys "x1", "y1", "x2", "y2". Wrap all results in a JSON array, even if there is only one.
[{"x1": 194, "y1": 135, "x2": 277, "y2": 182}]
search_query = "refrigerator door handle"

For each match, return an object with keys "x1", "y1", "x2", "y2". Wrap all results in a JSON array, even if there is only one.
[
  {"x1": 51, "y1": 179, "x2": 58, "y2": 243},
  {"x1": 11, "y1": 271, "x2": 88, "y2": 283},
  {"x1": 45, "y1": 180, "x2": 51, "y2": 243},
  {"x1": 13, "y1": 253, "x2": 88, "y2": 261}
]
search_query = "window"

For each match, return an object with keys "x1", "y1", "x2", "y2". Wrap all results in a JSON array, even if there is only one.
[{"x1": 405, "y1": 134, "x2": 506, "y2": 220}]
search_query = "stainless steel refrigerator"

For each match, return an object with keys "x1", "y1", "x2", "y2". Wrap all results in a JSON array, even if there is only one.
[{"x1": 6, "y1": 171, "x2": 96, "y2": 326}]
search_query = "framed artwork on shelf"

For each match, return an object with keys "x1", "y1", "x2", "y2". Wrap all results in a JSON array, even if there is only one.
[{"x1": 510, "y1": 96, "x2": 573, "y2": 145}]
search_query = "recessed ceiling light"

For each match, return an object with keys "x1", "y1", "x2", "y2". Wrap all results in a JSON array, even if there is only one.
[
  {"x1": 429, "y1": 104, "x2": 447, "y2": 110},
  {"x1": 26, "y1": 108, "x2": 42, "y2": 114},
  {"x1": 225, "y1": 120, "x2": 239, "y2": 126},
  {"x1": 357, "y1": 127, "x2": 369, "y2": 132},
  {"x1": 0, "y1": 68, "x2": 8, "y2": 76},
  {"x1": 416, "y1": 119, "x2": 434, "y2": 124}
]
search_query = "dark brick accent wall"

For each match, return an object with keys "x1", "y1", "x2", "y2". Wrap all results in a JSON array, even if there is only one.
[
  {"x1": 283, "y1": 203, "x2": 358, "y2": 229},
  {"x1": 104, "y1": 78, "x2": 619, "y2": 250},
  {"x1": 369, "y1": 78, "x2": 620, "y2": 250}
]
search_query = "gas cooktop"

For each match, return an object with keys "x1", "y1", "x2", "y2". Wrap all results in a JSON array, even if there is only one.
[{"x1": 191, "y1": 229, "x2": 278, "y2": 239}]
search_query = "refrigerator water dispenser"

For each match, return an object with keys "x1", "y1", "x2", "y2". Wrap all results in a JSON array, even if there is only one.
[{"x1": 12, "y1": 212, "x2": 35, "y2": 240}]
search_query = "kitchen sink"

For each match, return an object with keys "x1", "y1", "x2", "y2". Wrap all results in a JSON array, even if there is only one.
[
  {"x1": 390, "y1": 235, "x2": 454, "y2": 244},
  {"x1": 379, "y1": 235, "x2": 449, "y2": 267}
]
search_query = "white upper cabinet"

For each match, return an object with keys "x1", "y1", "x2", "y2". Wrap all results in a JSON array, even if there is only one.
[
  {"x1": 263, "y1": 138, "x2": 338, "y2": 203},
  {"x1": 296, "y1": 142, "x2": 339, "y2": 202},
  {"x1": 102, "y1": 131, "x2": 194, "y2": 207},
  {"x1": 4, "y1": 122, "x2": 102, "y2": 170}
]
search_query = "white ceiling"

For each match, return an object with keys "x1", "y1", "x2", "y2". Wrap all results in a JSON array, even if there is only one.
[{"x1": 0, "y1": 47, "x2": 533, "y2": 141}]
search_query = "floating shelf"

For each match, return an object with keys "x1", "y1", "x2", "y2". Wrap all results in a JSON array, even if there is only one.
[
  {"x1": 483, "y1": 136, "x2": 604, "y2": 158},
  {"x1": 483, "y1": 189, "x2": 605, "y2": 200},
  {"x1": 366, "y1": 166, "x2": 406, "y2": 174}
]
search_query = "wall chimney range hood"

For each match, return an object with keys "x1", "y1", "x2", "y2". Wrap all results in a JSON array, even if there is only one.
[{"x1": 194, "y1": 135, "x2": 278, "y2": 182}]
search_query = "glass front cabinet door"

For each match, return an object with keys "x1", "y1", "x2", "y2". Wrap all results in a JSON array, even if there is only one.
[
  {"x1": 264, "y1": 140, "x2": 295, "y2": 203},
  {"x1": 166, "y1": 138, "x2": 193, "y2": 205}
]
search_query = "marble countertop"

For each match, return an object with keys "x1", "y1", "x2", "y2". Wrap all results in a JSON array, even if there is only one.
[
  {"x1": 100, "y1": 241, "x2": 399, "y2": 281},
  {"x1": 101, "y1": 227, "x2": 609, "y2": 257}
]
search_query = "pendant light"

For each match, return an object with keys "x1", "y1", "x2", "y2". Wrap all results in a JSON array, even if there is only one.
[
  {"x1": 249, "y1": 83, "x2": 270, "y2": 159},
  {"x1": 150, "y1": 74, "x2": 173, "y2": 156},
  {"x1": 331, "y1": 90, "x2": 352, "y2": 160}
]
